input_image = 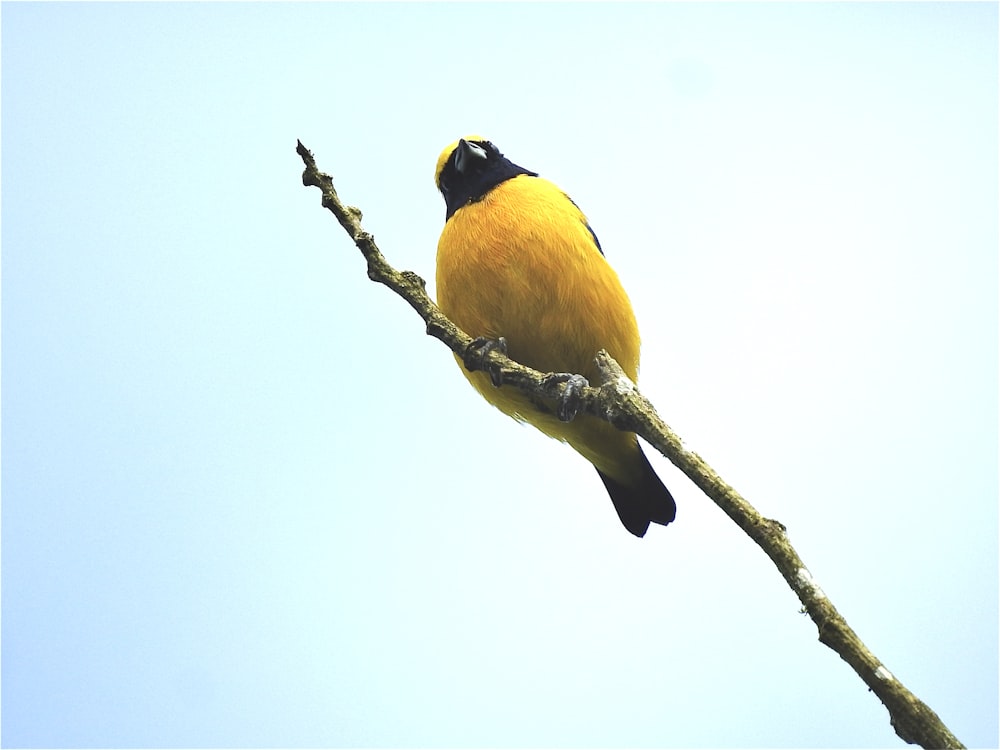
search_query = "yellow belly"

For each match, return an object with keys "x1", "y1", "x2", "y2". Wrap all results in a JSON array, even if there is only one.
[{"x1": 436, "y1": 176, "x2": 645, "y2": 483}]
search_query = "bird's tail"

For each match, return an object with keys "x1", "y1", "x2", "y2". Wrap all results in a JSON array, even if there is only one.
[{"x1": 597, "y1": 444, "x2": 676, "y2": 537}]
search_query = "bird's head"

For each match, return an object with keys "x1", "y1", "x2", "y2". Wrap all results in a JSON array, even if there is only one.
[{"x1": 435, "y1": 136, "x2": 536, "y2": 220}]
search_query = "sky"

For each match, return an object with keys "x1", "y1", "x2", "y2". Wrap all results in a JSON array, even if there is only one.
[{"x1": 2, "y1": 2, "x2": 997, "y2": 748}]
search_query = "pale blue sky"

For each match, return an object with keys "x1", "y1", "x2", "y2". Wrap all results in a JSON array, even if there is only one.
[{"x1": 2, "y1": 2, "x2": 997, "y2": 748}]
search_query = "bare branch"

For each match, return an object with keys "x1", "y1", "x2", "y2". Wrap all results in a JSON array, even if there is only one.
[{"x1": 296, "y1": 140, "x2": 964, "y2": 750}]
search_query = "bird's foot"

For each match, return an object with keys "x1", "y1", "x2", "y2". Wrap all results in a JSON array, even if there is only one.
[
  {"x1": 541, "y1": 372, "x2": 590, "y2": 422},
  {"x1": 463, "y1": 336, "x2": 507, "y2": 387}
]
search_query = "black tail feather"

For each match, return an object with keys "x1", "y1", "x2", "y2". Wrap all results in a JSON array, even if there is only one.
[{"x1": 596, "y1": 445, "x2": 676, "y2": 537}]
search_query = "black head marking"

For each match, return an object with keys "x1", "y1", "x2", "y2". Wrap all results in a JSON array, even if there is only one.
[{"x1": 437, "y1": 138, "x2": 537, "y2": 220}]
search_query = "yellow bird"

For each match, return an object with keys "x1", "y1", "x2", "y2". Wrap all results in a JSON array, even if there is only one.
[{"x1": 434, "y1": 137, "x2": 675, "y2": 537}]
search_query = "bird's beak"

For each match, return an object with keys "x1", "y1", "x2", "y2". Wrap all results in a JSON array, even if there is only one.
[{"x1": 455, "y1": 139, "x2": 488, "y2": 174}]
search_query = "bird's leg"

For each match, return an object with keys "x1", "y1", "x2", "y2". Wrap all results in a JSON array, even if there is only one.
[
  {"x1": 463, "y1": 336, "x2": 507, "y2": 387},
  {"x1": 540, "y1": 372, "x2": 590, "y2": 422}
]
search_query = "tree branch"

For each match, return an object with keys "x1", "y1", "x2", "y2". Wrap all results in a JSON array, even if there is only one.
[{"x1": 295, "y1": 139, "x2": 964, "y2": 750}]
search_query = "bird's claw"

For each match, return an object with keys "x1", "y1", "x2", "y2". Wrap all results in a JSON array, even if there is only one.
[
  {"x1": 463, "y1": 336, "x2": 507, "y2": 386},
  {"x1": 542, "y1": 372, "x2": 590, "y2": 422}
]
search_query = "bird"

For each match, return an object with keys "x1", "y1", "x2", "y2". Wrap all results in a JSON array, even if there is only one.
[{"x1": 434, "y1": 136, "x2": 676, "y2": 537}]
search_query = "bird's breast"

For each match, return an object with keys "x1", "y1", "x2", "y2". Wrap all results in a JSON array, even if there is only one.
[{"x1": 436, "y1": 177, "x2": 640, "y2": 382}]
